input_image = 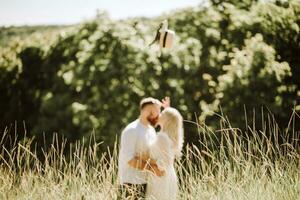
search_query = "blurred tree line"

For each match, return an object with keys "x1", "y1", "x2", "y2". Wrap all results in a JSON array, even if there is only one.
[{"x1": 0, "y1": 0, "x2": 299, "y2": 154}]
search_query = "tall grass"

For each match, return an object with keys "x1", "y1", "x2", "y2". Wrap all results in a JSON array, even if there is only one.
[{"x1": 0, "y1": 111, "x2": 299, "y2": 200}]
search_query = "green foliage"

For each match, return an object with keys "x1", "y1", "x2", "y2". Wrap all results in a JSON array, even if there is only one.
[
  {"x1": 0, "y1": 0, "x2": 299, "y2": 151},
  {"x1": 217, "y1": 34, "x2": 293, "y2": 127}
]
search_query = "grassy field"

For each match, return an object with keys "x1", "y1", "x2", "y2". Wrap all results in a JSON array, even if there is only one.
[{"x1": 0, "y1": 112, "x2": 299, "y2": 200}]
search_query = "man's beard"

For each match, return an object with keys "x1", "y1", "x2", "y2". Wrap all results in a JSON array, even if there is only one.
[{"x1": 147, "y1": 116, "x2": 158, "y2": 127}]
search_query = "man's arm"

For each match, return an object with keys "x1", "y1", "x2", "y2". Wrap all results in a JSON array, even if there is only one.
[
  {"x1": 120, "y1": 128, "x2": 139, "y2": 167},
  {"x1": 120, "y1": 129, "x2": 164, "y2": 176},
  {"x1": 128, "y1": 155, "x2": 165, "y2": 177}
]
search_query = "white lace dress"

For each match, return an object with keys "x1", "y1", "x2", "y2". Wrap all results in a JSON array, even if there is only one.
[{"x1": 146, "y1": 132, "x2": 178, "y2": 200}]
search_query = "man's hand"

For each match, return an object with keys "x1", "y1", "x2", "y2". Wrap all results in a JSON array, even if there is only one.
[
  {"x1": 128, "y1": 155, "x2": 165, "y2": 177},
  {"x1": 148, "y1": 163, "x2": 165, "y2": 177},
  {"x1": 161, "y1": 97, "x2": 170, "y2": 109},
  {"x1": 128, "y1": 156, "x2": 146, "y2": 170}
]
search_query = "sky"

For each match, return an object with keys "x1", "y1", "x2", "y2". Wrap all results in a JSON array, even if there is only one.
[{"x1": 0, "y1": 0, "x2": 203, "y2": 26}]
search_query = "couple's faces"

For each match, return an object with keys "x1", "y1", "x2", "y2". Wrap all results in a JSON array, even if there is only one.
[
  {"x1": 156, "y1": 113, "x2": 165, "y2": 129},
  {"x1": 146, "y1": 105, "x2": 161, "y2": 127}
]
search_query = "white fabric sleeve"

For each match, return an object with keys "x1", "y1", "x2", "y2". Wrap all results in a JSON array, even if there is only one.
[
  {"x1": 151, "y1": 133, "x2": 173, "y2": 171},
  {"x1": 120, "y1": 128, "x2": 138, "y2": 163}
]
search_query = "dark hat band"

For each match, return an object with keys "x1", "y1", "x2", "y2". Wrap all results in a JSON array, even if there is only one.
[{"x1": 163, "y1": 31, "x2": 168, "y2": 48}]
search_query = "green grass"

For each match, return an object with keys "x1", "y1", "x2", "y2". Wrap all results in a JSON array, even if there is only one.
[{"x1": 0, "y1": 111, "x2": 299, "y2": 200}]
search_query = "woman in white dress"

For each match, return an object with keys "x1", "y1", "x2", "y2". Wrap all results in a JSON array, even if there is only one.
[{"x1": 146, "y1": 107, "x2": 184, "y2": 200}]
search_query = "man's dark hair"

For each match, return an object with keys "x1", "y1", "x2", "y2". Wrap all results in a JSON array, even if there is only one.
[{"x1": 139, "y1": 97, "x2": 161, "y2": 110}]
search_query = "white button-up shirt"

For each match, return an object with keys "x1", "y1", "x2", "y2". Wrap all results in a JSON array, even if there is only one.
[{"x1": 118, "y1": 119, "x2": 156, "y2": 184}]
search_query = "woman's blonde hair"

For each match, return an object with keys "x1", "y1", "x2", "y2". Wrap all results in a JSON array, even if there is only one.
[{"x1": 160, "y1": 107, "x2": 184, "y2": 158}]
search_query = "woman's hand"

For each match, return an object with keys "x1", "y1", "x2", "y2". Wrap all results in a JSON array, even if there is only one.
[{"x1": 161, "y1": 97, "x2": 170, "y2": 108}]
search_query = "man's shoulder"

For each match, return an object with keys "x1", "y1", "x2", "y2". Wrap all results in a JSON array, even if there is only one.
[{"x1": 122, "y1": 119, "x2": 139, "y2": 135}]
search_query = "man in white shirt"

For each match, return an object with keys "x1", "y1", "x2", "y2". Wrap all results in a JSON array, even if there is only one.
[{"x1": 118, "y1": 97, "x2": 170, "y2": 199}]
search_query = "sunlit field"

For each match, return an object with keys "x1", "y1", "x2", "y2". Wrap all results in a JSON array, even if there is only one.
[
  {"x1": 1, "y1": 0, "x2": 300, "y2": 199},
  {"x1": 1, "y1": 111, "x2": 299, "y2": 200}
]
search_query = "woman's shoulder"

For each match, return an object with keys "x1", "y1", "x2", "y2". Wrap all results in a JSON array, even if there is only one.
[
  {"x1": 156, "y1": 132, "x2": 172, "y2": 147},
  {"x1": 157, "y1": 131, "x2": 170, "y2": 138},
  {"x1": 153, "y1": 132, "x2": 175, "y2": 160}
]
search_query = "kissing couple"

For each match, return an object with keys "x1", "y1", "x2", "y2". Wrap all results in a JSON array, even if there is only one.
[{"x1": 118, "y1": 97, "x2": 184, "y2": 200}]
